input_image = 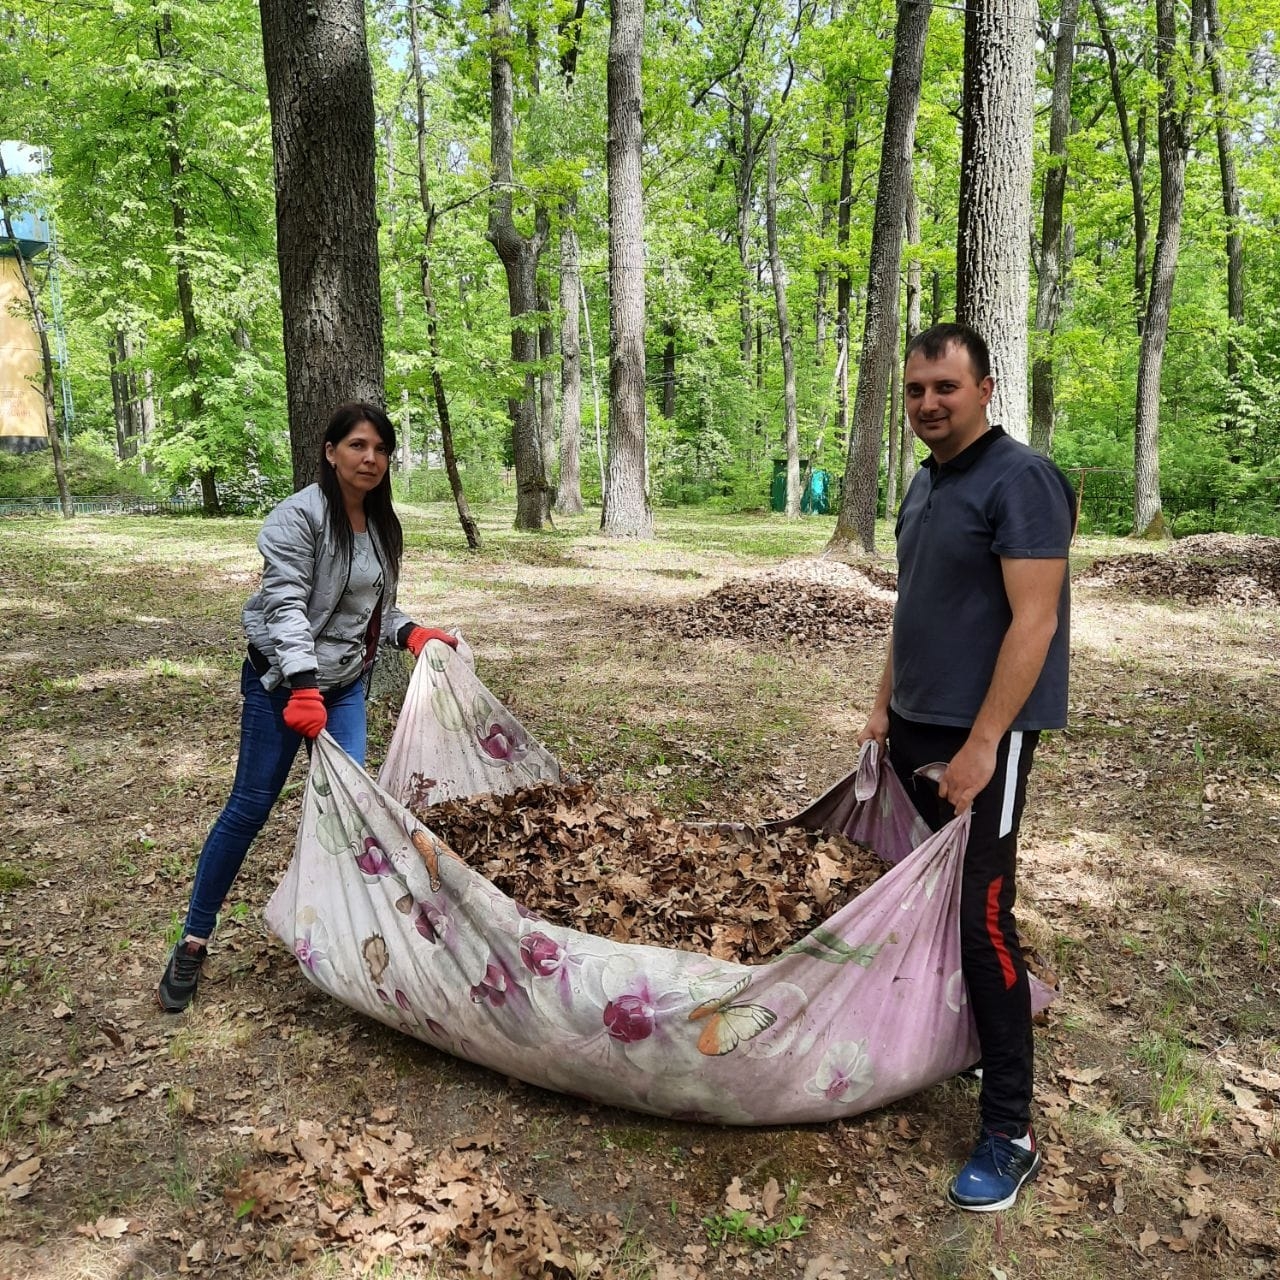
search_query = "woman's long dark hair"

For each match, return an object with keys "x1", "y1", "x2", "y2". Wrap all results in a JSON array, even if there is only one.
[{"x1": 317, "y1": 402, "x2": 404, "y2": 576}]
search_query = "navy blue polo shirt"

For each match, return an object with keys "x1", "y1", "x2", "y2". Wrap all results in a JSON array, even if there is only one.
[{"x1": 891, "y1": 426, "x2": 1075, "y2": 731}]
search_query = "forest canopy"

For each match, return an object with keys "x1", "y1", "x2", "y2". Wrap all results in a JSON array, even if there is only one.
[{"x1": 2, "y1": 0, "x2": 1278, "y2": 537}]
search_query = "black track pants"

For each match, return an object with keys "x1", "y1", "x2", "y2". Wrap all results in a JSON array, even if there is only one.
[{"x1": 887, "y1": 710, "x2": 1040, "y2": 1137}]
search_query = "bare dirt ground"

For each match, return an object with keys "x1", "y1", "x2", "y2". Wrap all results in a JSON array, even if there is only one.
[{"x1": 0, "y1": 508, "x2": 1277, "y2": 1280}]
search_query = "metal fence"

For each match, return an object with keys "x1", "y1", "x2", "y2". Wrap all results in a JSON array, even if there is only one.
[{"x1": 0, "y1": 493, "x2": 214, "y2": 518}]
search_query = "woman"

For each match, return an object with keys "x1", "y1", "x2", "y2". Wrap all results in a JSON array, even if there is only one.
[{"x1": 158, "y1": 402, "x2": 456, "y2": 1012}]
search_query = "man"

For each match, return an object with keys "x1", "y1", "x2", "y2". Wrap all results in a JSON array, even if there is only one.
[{"x1": 859, "y1": 323, "x2": 1074, "y2": 1212}]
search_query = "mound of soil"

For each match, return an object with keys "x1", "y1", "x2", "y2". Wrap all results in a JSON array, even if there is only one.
[
  {"x1": 417, "y1": 780, "x2": 887, "y2": 962},
  {"x1": 1078, "y1": 533, "x2": 1280, "y2": 606},
  {"x1": 635, "y1": 557, "x2": 896, "y2": 646}
]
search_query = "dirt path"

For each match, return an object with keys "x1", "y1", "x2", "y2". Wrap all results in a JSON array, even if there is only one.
[{"x1": 0, "y1": 512, "x2": 1276, "y2": 1279}]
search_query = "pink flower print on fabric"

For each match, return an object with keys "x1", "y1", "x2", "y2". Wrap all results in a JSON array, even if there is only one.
[
  {"x1": 517, "y1": 930, "x2": 584, "y2": 1007},
  {"x1": 414, "y1": 900, "x2": 447, "y2": 944},
  {"x1": 604, "y1": 992, "x2": 657, "y2": 1044},
  {"x1": 356, "y1": 835, "x2": 395, "y2": 878},
  {"x1": 519, "y1": 932, "x2": 563, "y2": 977},
  {"x1": 294, "y1": 934, "x2": 323, "y2": 972},
  {"x1": 470, "y1": 962, "x2": 513, "y2": 1007},
  {"x1": 806, "y1": 1039, "x2": 875, "y2": 1106},
  {"x1": 469, "y1": 953, "x2": 530, "y2": 1017}
]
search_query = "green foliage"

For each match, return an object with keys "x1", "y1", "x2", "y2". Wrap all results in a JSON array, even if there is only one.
[
  {"x1": 702, "y1": 1209, "x2": 807, "y2": 1249},
  {"x1": 0, "y1": 436, "x2": 158, "y2": 500},
  {"x1": 3, "y1": 0, "x2": 1279, "y2": 533}
]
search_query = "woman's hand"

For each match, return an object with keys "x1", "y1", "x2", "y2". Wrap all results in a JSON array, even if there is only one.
[
  {"x1": 283, "y1": 687, "x2": 327, "y2": 738},
  {"x1": 404, "y1": 626, "x2": 458, "y2": 657}
]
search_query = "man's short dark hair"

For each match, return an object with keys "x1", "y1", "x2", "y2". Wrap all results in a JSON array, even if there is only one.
[{"x1": 905, "y1": 323, "x2": 991, "y2": 383}]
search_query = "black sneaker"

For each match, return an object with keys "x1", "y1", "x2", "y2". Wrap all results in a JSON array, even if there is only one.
[
  {"x1": 947, "y1": 1128, "x2": 1041, "y2": 1212},
  {"x1": 157, "y1": 940, "x2": 208, "y2": 1013}
]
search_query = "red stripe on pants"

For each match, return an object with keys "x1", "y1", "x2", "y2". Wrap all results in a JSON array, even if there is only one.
[{"x1": 987, "y1": 875, "x2": 1017, "y2": 989}]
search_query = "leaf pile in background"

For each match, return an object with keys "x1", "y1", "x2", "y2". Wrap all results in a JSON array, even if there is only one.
[
  {"x1": 632, "y1": 558, "x2": 896, "y2": 646},
  {"x1": 419, "y1": 781, "x2": 887, "y2": 961},
  {"x1": 1078, "y1": 533, "x2": 1280, "y2": 605}
]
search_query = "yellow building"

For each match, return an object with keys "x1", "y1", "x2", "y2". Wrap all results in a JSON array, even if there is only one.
[
  {"x1": 1, "y1": 140, "x2": 51, "y2": 454},
  {"x1": 0, "y1": 256, "x2": 47, "y2": 452}
]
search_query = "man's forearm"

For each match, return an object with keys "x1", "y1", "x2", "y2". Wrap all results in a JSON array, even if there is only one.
[{"x1": 967, "y1": 613, "x2": 1058, "y2": 749}]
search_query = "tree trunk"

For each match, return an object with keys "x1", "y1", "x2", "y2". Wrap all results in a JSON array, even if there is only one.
[
  {"x1": 661, "y1": 320, "x2": 676, "y2": 420},
  {"x1": 0, "y1": 162, "x2": 72, "y2": 517},
  {"x1": 139, "y1": 367, "x2": 156, "y2": 471},
  {"x1": 956, "y1": 0, "x2": 1037, "y2": 443},
  {"x1": 815, "y1": 111, "x2": 833, "y2": 366},
  {"x1": 555, "y1": 206, "x2": 585, "y2": 514},
  {"x1": 832, "y1": 0, "x2": 929, "y2": 551},
  {"x1": 538, "y1": 270, "x2": 557, "y2": 482},
  {"x1": 600, "y1": 0, "x2": 651, "y2": 538},
  {"x1": 109, "y1": 332, "x2": 129, "y2": 460},
  {"x1": 1205, "y1": 0, "x2": 1244, "y2": 457},
  {"x1": 408, "y1": 0, "x2": 480, "y2": 550},
  {"x1": 766, "y1": 135, "x2": 800, "y2": 518},
  {"x1": 735, "y1": 86, "x2": 757, "y2": 370},
  {"x1": 156, "y1": 16, "x2": 219, "y2": 512},
  {"x1": 900, "y1": 176, "x2": 922, "y2": 500},
  {"x1": 581, "y1": 273, "x2": 605, "y2": 492},
  {"x1": 834, "y1": 90, "x2": 855, "y2": 450},
  {"x1": 1133, "y1": 0, "x2": 1198, "y2": 539},
  {"x1": 1031, "y1": 0, "x2": 1079, "y2": 457},
  {"x1": 1091, "y1": 0, "x2": 1148, "y2": 335},
  {"x1": 260, "y1": 0, "x2": 385, "y2": 488},
  {"x1": 885, "y1": 314, "x2": 902, "y2": 513},
  {"x1": 486, "y1": 0, "x2": 551, "y2": 530}
]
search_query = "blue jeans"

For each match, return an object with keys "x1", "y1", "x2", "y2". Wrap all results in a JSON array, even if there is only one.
[{"x1": 183, "y1": 661, "x2": 367, "y2": 939}]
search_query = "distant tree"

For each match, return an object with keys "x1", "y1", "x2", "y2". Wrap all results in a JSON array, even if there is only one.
[
  {"x1": 1031, "y1": 0, "x2": 1080, "y2": 456},
  {"x1": 487, "y1": 0, "x2": 552, "y2": 530},
  {"x1": 1133, "y1": 0, "x2": 1204, "y2": 538},
  {"x1": 831, "y1": 0, "x2": 930, "y2": 551}
]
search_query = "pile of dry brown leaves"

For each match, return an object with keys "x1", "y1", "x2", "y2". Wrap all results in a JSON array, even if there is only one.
[
  {"x1": 227, "y1": 1117, "x2": 579, "y2": 1277},
  {"x1": 419, "y1": 781, "x2": 886, "y2": 962},
  {"x1": 1078, "y1": 533, "x2": 1280, "y2": 605},
  {"x1": 632, "y1": 559, "x2": 896, "y2": 647}
]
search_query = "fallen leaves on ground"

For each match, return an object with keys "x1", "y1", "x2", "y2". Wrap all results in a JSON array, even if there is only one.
[
  {"x1": 228, "y1": 1114, "x2": 607, "y2": 1278},
  {"x1": 630, "y1": 558, "x2": 896, "y2": 647},
  {"x1": 1078, "y1": 533, "x2": 1280, "y2": 605},
  {"x1": 418, "y1": 781, "x2": 887, "y2": 961}
]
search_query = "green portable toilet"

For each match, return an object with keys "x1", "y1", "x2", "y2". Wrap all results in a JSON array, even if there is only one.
[
  {"x1": 802, "y1": 469, "x2": 830, "y2": 514},
  {"x1": 770, "y1": 458, "x2": 787, "y2": 512}
]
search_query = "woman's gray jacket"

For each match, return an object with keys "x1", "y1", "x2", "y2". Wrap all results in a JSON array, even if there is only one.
[{"x1": 242, "y1": 484, "x2": 412, "y2": 690}]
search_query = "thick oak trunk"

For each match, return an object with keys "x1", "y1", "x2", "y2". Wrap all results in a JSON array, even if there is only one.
[
  {"x1": 260, "y1": 0, "x2": 385, "y2": 486},
  {"x1": 957, "y1": 0, "x2": 1037, "y2": 443},
  {"x1": 600, "y1": 0, "x2": 651, "y2": 538}
]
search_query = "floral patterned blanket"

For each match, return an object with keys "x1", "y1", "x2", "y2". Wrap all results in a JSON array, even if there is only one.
[{"x1": 265, "y1": 639, "x2": 1053, "y2": 1124}]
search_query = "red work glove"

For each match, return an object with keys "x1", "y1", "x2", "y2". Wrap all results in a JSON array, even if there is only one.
[
  {"x1": 282, "y1": 687, "x2": 327, "y2": 738},
  {"x1": 404, "y1": 626, "x2": 458, "y2": 658}
]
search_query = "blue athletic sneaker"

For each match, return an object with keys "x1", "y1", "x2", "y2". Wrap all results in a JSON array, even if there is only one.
[{"x1": 947, "y1": 1128, "x2": 1041, "y2": 1212}]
